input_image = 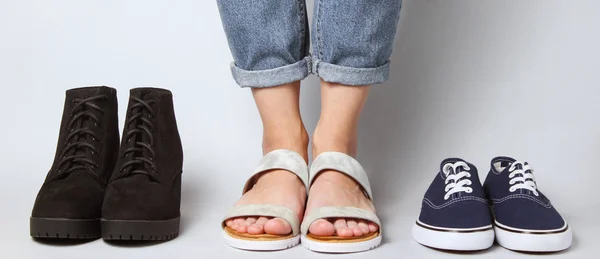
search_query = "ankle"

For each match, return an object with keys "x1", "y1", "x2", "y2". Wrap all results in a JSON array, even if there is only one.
[
  {"x1": 263, "y1": 125, "x2": 309, "y2": 161},
  {"x1": 312, "y1": 124, "x2": 357, "y2": 158}
]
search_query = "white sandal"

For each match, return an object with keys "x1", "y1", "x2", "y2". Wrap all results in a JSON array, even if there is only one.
[
  {"x1": 300, "y1": 152, "x2": 382, "y2": 253},
  {"x1": 221, "y1": 149, "x2": 308, "y2": 251}
]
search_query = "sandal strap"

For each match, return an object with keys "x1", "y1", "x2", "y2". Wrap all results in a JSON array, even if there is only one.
[
  {"x1": 309, "y1": 152, "x2": 373, "y2": 200},
  {"x1": 224, "y1": 204, "x2": 300, "y2": 236},
  {"x1": 243, "y1": 149, "x2": 309, "y2": 193},
  {"x1": 300, "y1": 206, "x2": 381, "y2": 235}
]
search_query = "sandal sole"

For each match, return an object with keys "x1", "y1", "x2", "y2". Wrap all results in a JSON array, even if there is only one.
[
  {"x1": 301, "y1": 234, "x2": 382, "y2": 253},
  {"x1": 222, "y1": 229, "x2": 299, "y2": 251}
]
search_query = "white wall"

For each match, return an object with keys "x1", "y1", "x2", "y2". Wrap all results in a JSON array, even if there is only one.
[{"x1": 1, "y1": 0, "x2": 598, "y2": 258}]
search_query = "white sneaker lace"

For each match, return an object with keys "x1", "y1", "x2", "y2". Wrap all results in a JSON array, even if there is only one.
[
  {"x1": 442, "y1": 161, "x2": 473, "y2": 200},
  {"x1": 508, "y1": 161, "x2": 538, "y2": 196}
]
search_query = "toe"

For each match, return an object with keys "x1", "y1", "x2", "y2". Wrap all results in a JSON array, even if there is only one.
[
  {"x1": 334, "y1": 218, "x2": 354, "y2": 237},
  {"x1": 236, "y1": 224, "x2": 248, "y2": 233},
  {"x1": 245, "y1": 217, "x2": 257, "y2": 226},
  {"x1": 247, "y1": 223, "x2": 264, "y2": 234},
  {"x1": 225, "y1": 219, "x2": 234, "y2": 227},
  {"x1": 264, "y1": 218, "x2": 292, "y2": 235},
  {"x1": 368, "y1": 222, "x2": 379, "y2": 233},
  {"x1": 247, "y1": 217, "x2": 269, "y2": 234},
  {"x1": 358, "y1": 220, "x2": 369, "y2": 234},
  {"x1": 233, "y1": 218, "x2": 247, "y2": 232},
  {"x1": 308, "y1": 219, "x2": 336, "y2": 236},
  {"x1": 337, "y1": 227, "x2": 354, "y2": 237},
  {"x1": 256, "y1": 216, "x2": 269, "y2": 225},
  {"x1": 347, "y1": 220, "x2": 362, "y2": 237},
  {"x1": 233, "y1": 217, "x2": 245, "y2": 225},
  {"x1": 352, "y1": 227, "x2": 363, "y2": 237}
]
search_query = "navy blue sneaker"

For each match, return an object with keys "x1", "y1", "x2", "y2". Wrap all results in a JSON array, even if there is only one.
[
  {"x1": 413, "y1": 158, "x2": 494, "y2": 251},
  {"x1": 484, "y1": 156, "x2": 572, "y2": 252}
]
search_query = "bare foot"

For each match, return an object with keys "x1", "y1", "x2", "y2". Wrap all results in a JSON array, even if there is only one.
[
  {"x1": 305, "y1": 122, "x2": 379, "y2": 237},
  {"x1": 226, "y1": 169, "x2": 307, "y2": 235},
  {"x1": 304, "y1": 171, "x2": 379, "y2": 237},
  {"x1": 225, "y1": 127, "x2": 308, "y2": 235}
]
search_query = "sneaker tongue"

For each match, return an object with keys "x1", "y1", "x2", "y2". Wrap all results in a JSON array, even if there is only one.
[
  {"x1": 439, "y1": 158, "x2": 467, "y2": 178},
  {"x1": 492, "y1": 156, "x2": 517, "y2": 173}
]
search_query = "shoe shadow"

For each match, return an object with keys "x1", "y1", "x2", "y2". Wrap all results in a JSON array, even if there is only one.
[
  {"x1": 425, "y1": 244, "x2": 502, "y2": 255},
  {"x1": 509, "y1": 234, "x2": 577, "y2": 255},
  {"x1": 103, "y1": 239, "x2": 174, "y2": 247},
  {"x1": 32, "y1": 238, "x2": 97, "y2": 246}
]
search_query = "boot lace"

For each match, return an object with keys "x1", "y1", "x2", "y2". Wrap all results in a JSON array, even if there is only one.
[
  {"x1": 55, "y1": 95, "x2": 106, "y2": 177},
  {"x1": 119, "y1": 97, "x2": 158, "y2": 181}
]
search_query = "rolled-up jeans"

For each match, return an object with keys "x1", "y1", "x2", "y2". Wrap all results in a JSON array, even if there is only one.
[{"x1": 217, "y1": 0, "x2": 402, "y2": 88}]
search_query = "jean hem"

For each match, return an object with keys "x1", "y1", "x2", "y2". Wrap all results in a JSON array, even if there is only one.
[
  {"x1": 312, "y1": 59, "x2": 391, "y2": 86},
  {"x1": 231, "y1": 57, "x2": 312, "y2": 88}
]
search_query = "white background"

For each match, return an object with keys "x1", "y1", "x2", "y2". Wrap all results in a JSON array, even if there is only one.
[{"x1": 1, "y1": 0, "x2": 599, "y2": 258}]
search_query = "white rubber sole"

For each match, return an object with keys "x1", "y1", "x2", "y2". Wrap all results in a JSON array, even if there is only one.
[
  {"x1": 494, "y1": 221, "x2": 572, "y2": 252},
  {"x1": 412, "y1": 222, "x2": 495, "y2": 251},
  {"x1": 300, "y1": 234, "x2": 382, "y2": 253},
  {"x1": 221, "y1": 230, "x2": 300, "y2": 251}
]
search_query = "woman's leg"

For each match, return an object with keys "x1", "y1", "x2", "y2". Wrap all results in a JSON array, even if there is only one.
[
  {"x1": 217, "y1": 0, "x2": 310, "y2": 235},
  {"x1": 306, "y1": 0, "x2": 402, "y2": 237},
  {"x1": 227, "y1": 82, "x2": 309, "y2": 235}
]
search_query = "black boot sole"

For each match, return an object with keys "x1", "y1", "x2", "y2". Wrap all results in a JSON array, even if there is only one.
[
  {"x1": 101, "y1": 217, "x2": 180, "y2": 241},
  {"x1": 30, "y1": 217, "x2": 100, "y2": 239}
]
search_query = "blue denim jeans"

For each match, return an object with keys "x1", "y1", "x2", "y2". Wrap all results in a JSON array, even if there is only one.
[{"x1": 217, "y1": 0, "x2": 402, "y2": 88}]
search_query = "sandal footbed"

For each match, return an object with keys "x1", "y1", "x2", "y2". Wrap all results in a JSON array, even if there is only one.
[
  {"x1": 223, "y1": 226, "x2": 294, "y2": 241},
  {"x1": 306, "y1": 231, "x2": 379, "y2": 243}
]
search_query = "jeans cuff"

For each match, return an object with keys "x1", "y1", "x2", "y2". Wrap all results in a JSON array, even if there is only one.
[
  {"x1": 312, "y1": 59, "x2": 391, "y2": 86},
  {"x1": 231, "y1": 56, "x2": 312, "y2": 88}
]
